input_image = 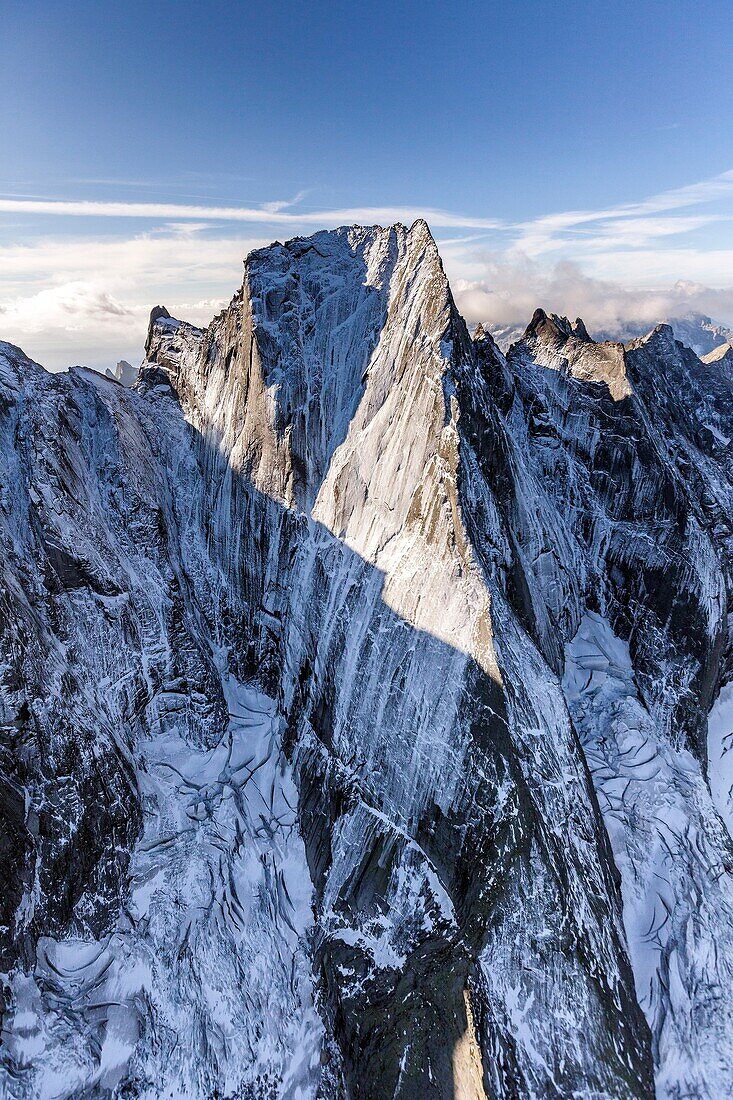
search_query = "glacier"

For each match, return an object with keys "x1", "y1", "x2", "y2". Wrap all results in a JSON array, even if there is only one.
[{"x1": 0, "y1": 221, "x2": 732, "y2": 1099}]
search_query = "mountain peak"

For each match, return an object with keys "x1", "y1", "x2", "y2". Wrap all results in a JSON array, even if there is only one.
[
  {"x1": 629, "y1": 322, "x2": 679, "y2": 355},
  {"x1": 523, "y1": 309, "x2": 593, "y2": 345},
  {"x1": 516, "y1": 306, "x2": 631, "y2": 399},
  {"x1": 409, "y1": 215, "x2": 431, "y2": 234},
  {"x1": 571, "y1": 316, "x2": 591, "y2": 342},
  {"x1": 702, "y1": 341, "x2": 733, "y2": 367},
  {"x1": 104, "y1": 359, "x2": 138, "y2": 386}
]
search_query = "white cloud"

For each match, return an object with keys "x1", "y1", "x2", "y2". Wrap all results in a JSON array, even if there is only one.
[
  {"x1": 0, "y1": 282, "x2": 131, "y2": 331},
  {"x1": 505, "y1": 169, "x2": 733, "y2": 261},
  {"x1": 0, "y1": 196, "x2": 503, "y2": 230},
  {"x1": 0, "y1": 232, "x2": 269, "y2": 369},
  {"x1": 449, "y1": 255, "x2": 733, "y2": 336},
  {"x1": 259, "y1": 189, "x2": 310, "y2": 215},
  {"x1": 2, "y1": 167, "x2": 733, "y2": 368},
  {"x1": 0, "y1": 283, "x2": 144, "y2": 367},
  {"x1": 3, "y1": 167, "x2": 731, "y2": 237}
]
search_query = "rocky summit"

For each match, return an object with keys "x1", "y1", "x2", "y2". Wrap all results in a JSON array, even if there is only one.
[{"x1": 1, "y1": 221, "x2": 733, "y2": 1099}]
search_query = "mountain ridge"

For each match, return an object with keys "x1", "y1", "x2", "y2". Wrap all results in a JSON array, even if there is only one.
[{"x1": 487, "y1": 309, "x2": 733, "y2": 358}]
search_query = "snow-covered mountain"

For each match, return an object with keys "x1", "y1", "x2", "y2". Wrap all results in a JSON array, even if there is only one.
[{"x1": 1, "y1": 223, "x2": 733, "y2": 1099}]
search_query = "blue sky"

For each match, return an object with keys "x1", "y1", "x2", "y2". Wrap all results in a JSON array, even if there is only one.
[{"x1": 2, "y1": 0, "x2": 733, "y2": 367}]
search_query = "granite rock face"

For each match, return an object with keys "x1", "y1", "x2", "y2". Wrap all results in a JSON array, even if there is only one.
[{"x1": 1, "y1": 223, "x2": 732, "y2": 1099}]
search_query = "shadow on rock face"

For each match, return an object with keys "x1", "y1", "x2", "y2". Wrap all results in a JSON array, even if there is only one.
[
  {"x1": 137, "y1": 226, "x2": 654, "y2": 1096},
  {"x1": 157, "y1": 392, "x2": 652, "y2": 1099}
]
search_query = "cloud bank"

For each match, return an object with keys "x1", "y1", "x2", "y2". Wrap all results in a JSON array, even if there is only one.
[{"x1": 449, "y1": 256, "x2": 733, "y2": 338}]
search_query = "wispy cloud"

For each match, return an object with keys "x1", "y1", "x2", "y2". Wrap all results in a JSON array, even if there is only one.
[
  {"x1": 2, "y1": 168, "x2": 733, "y2": 370},
  {"x1": 0, "y1": 196, "x2": 504, "y2": 230},
  {"x1": 259, "y1": 189, "x2": 311, "y2": 215},
  {"x1": 510, "y1": 170, "x2": 733, "y2": 258},
  {"x1": 2, "y1": 168, "x2": 732, "y2": 241},
  {"x1": 3, "y1": 167, "x2": 732, "y2": 259}
]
